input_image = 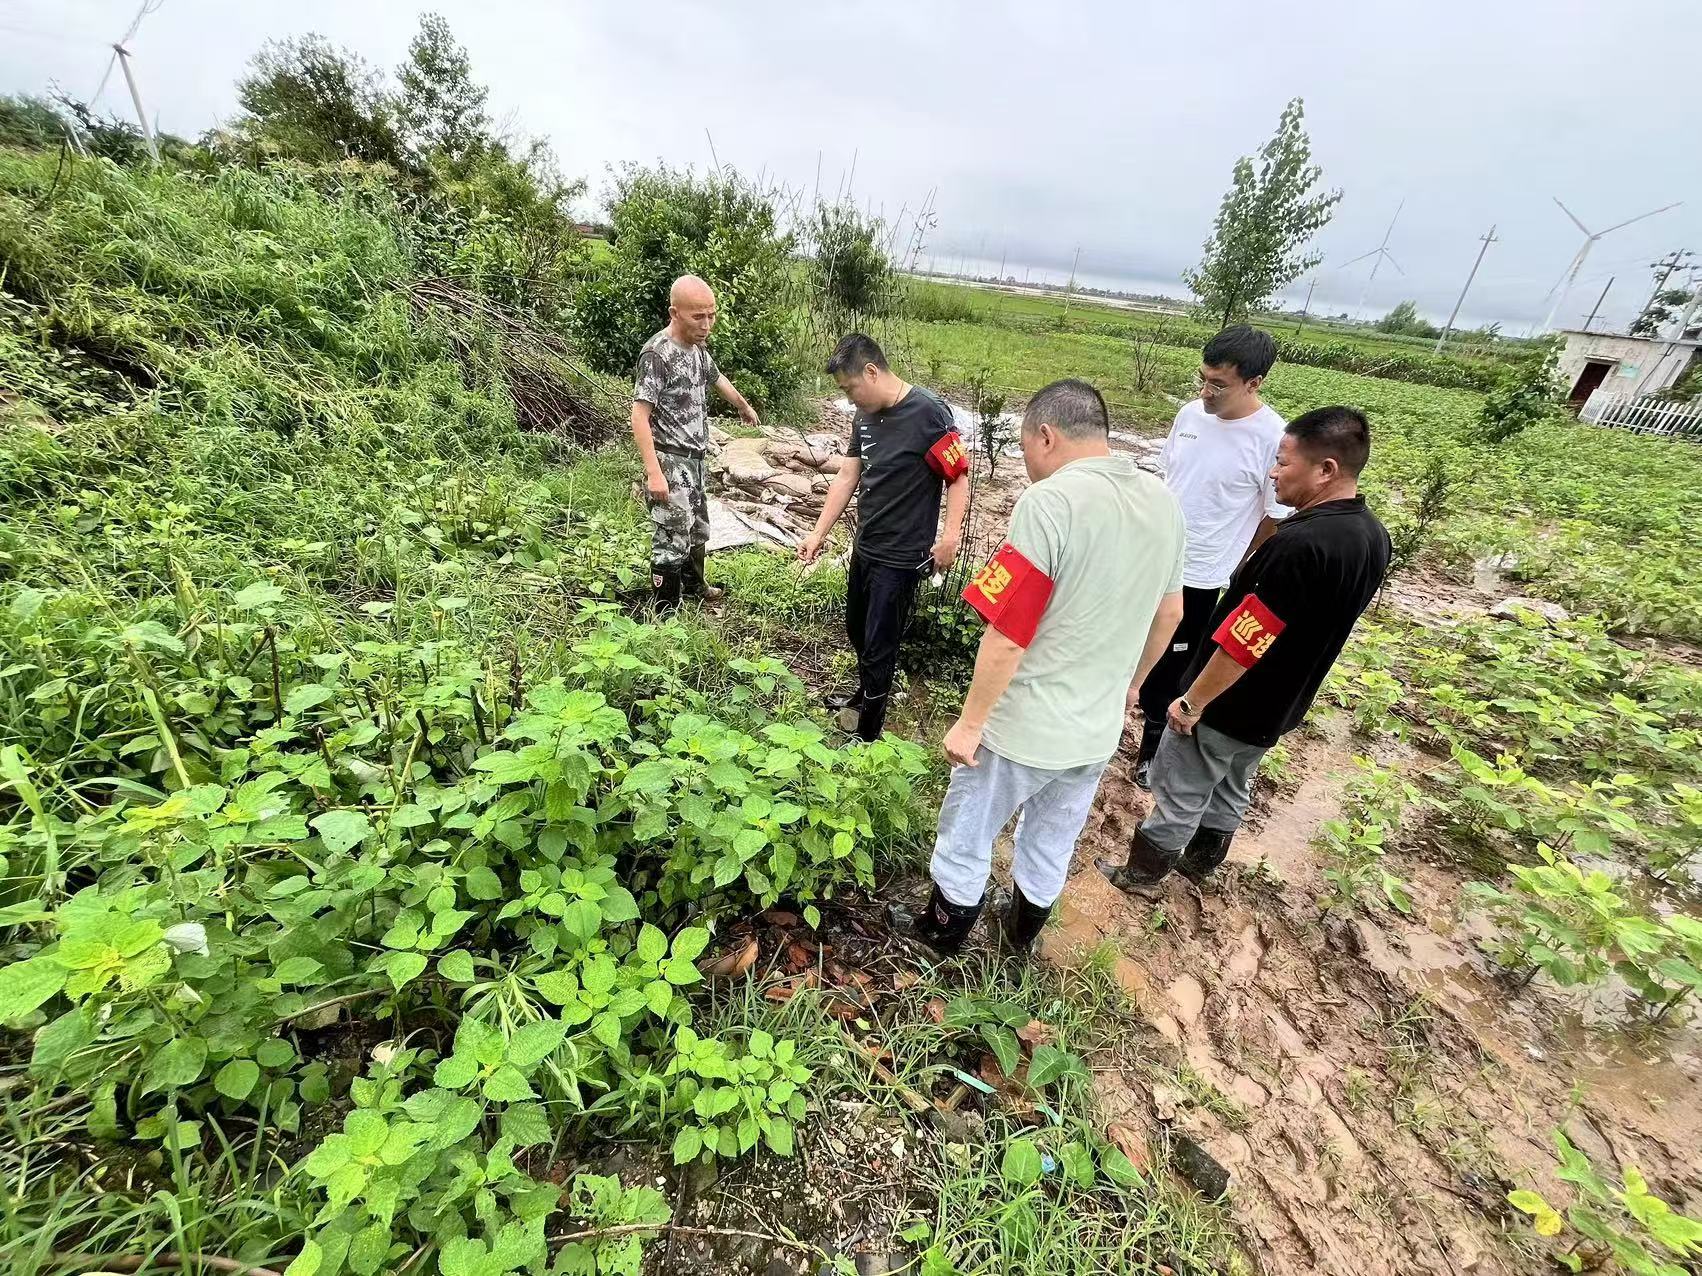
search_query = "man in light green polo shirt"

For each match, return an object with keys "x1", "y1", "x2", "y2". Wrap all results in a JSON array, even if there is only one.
[{"x1": 907, "y1": 378, "x2": 1187, "y2": 957}]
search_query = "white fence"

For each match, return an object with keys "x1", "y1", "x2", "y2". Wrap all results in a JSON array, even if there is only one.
[{"x1": 1579, "y1": 391, "x2": 1702, "y2": 441}]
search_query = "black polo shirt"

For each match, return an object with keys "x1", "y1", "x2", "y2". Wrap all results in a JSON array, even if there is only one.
[
  {"x1": 847, "y1": 385, "x2": 964, "y2": 568},
  {"x1": 1186, "y1": 496, "x2": 1391, "y2": 748}
]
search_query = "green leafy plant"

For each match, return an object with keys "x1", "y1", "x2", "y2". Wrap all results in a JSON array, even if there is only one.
[
  {"x1": 1508, "y1": 1130, "x2": 1702, "y2": 1274},
  {"x1": 664, "y1": 1027, "x2": 812, "y2": 1164},
  {"x1": 1317, "y1": 758, "x2": 1419, "y2": 916},
  {"x1": 1466, "y1": 844, "x2": 1666, "y2": 992},
  {"x1": 552, "y1": 1174, "x2": 671, "y2": 1276}
]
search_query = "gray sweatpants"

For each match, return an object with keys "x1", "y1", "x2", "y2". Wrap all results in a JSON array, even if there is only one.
[
  {"x1": 930, "y1": 746, "x2": 1108, "y2": 908},
  {"x1": 1139, "y1": 723, "x2": 1268, "y2": 853}
]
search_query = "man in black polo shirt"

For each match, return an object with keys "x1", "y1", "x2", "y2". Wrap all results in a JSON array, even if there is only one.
[
  {"x1": 1100, "y1": 405, "x2": 1391, "y2": 895},
  {"x1": 800, "y1": 334, "x2": 970, "y2": 741}
]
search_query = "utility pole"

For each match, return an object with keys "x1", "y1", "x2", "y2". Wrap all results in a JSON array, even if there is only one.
[
  {"x1": 1581, "y1": 276, "x2": 1614, "y2": 333},
  {"x1": 1294, "y1": 275, "x2": 1317, "y2": 335},
  {"x1": 1435, "y1": 224, "x2": 1498, "y2": 353},
  {"x1": 1060, "y1": 245, "x2": 1082, "y2": 321},
  {"x1": 114, "y1": 43, "x2": 159, "y2": 163},
  {"x1": 1636, "y1": 248, "x2": 1694, "y2": 331}
]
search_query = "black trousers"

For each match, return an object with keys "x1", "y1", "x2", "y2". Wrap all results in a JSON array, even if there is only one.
[
  {"x1": 846, "y1": 550, "x2": 925, "y2": 741},
  {"x1": 1137, "y1": 585, "x2": 1222, "y2": 763}
]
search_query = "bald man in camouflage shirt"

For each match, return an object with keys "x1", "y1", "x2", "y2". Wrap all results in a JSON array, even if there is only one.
[{"x1": 632, "y1": 276, "x2": 760, "y2": 608}]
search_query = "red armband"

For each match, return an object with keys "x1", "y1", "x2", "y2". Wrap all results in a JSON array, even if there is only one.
[
  {"x1": 962, "y1": 543, "x2": 1053, "y2": 647},
  {"x1": 925, "y1": 431, "x2": 970, "y2": 481},
  {"x1": 1213, "y1": 593, "x2": 1286, "y2": 668}
]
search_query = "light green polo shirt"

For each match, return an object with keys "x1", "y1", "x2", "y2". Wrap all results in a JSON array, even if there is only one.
[{"x1": 980, "y1": 455, "x2": 1185, "y2": 770}]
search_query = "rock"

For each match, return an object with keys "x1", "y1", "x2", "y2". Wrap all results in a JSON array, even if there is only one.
[
  {"x1": 855, "y1": 1253, "x2": 912, "y2": 1275},
  {"x1": 1489, "y1": 596, "x2": 1569, "y2": 625},
  {"x1": 765, "y1": 473, "x2": 817, "y2": 499},
  {"x1": 1169, "y1": 1132, "x2": 1231, "y2": 1199},
  {"x1": 931, "y1": 1108, "x2": 984, "y2": 1145},
  {"x1": 723, "y1": 436, "x2": 778, "y2": 484},
  {"x1": 1471, "y1": 550, "x2": 1521, "y2": 593},
  {"x1": 710, "y1": 425, "x2": 733, "y2": 446}
]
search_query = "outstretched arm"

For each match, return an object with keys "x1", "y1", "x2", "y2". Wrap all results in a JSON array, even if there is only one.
[
  {"x1": 798, "y1": 458, "x2": 862, "y2": 563},
  {"x1": 714, "y1": 374, "x2": 759, "y2": 427}
]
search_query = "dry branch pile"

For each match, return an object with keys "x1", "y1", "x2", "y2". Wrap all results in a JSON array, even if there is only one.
[{"x1": 406, "y1": 277, "x2": 623, "y2": 448}]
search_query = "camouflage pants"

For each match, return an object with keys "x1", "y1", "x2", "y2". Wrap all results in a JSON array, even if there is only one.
[{"x1": 649, "y1": 451, "x2": 710, "y2": 572}]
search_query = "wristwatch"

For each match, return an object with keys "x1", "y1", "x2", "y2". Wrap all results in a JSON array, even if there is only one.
[{"x1": 1178, "y1": 696, "x2": 1200, "y2": 717}]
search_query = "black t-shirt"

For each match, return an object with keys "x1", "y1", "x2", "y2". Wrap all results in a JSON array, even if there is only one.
[
  {"x1": 847, "y1": 385, "x2": 962, "y2": 568},
  {"x1": 1187, "y1": 496, "x2": 1391, "y2": 748}
]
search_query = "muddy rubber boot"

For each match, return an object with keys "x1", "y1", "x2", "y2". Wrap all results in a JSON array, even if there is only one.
[
  {"x1": 1096, "y1": 827, "x2": 1174, "y2": 900},
  {"x1": 1176, "y1": 827, "x2": 1234, "y2": 882},
  {"x1": 683, "y1": 546, "x2": 724, "y2": 603},
  {"x1": 653, "y1": 567, "x2": 684, "y2": 615},
  {"x1": 997, "y1": 883, "x2": 1052, "y2": 958},
  {"x1": 892, "y1": 885, "x2": 984, "y2": 957}
]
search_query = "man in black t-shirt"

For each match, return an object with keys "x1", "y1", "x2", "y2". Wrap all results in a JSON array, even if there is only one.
[
  {"x1": 1100, "y1": 405, "x2": 1392, "y2": 896},
  {"x1": 800, "y1": 334, "x2": 970, "y2": 741}
]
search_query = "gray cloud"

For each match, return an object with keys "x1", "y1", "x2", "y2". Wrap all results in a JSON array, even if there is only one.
[{"x1": 5, "y1": 0, "x2": 1698, "y2": 330}]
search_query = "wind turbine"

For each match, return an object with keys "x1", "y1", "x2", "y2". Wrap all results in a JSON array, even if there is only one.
[
  {"x1": 1539, "y1": 197, "x2": 1680, "y2": 333},
  {"x1": 1341, "y1": 201, "x2": 1405, "y2": 321}
]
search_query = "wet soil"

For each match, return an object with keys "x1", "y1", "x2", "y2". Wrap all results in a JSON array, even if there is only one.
[{"x1": 1039, "y1": 716, "x2": 1702, "y2": 1275}]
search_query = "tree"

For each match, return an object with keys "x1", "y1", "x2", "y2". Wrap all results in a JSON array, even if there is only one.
[
  {"x1": 1629, "y1": 252, "x2": 1697, "y2": 339},
  {"x1": 1183, "y1": 98, "x2": 1340, "y2": 326},
  {"x1": 806, "y1": 200, "x2": 898, "y2": 337},
  {"x1": 396, "y1": 13, "x2": 490, "y2": 170},
  {"x1": 1475, "y1": 343, "x2": 1566, "y2": 444},
  {"x1": 235, "y1": 34, "x2": 408, "y2": 168},
  {"x1": 1376, "y1": 300, "x2": 1439, "y2": 338}
]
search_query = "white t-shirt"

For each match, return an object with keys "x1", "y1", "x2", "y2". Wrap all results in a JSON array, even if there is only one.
[{"x1": 1159, "y1": 398, "x2": 1290, "y2": 589}]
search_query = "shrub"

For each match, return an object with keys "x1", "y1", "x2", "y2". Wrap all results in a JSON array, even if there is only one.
[{"x1": 570, "y1": 165, "x2": 803, "y2": 410}]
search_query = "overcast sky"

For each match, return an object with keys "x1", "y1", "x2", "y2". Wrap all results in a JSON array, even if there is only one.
[{"x1": 6, "y1": 0, "x2": 1699, "y2": 331}]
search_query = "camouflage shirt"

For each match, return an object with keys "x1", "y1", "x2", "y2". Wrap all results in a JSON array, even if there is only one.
[{"x1": 633, "y1": 328, "x2": 720, "y2": 457}]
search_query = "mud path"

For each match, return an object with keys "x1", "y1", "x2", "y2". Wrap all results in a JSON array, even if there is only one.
[{"x1": 1038, "y1": 719, "x2": 1702, "y2": 1275}]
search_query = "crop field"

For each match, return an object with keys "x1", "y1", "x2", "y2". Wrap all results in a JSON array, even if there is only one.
[{"x1": 2, "y1": 140, "x2": 1700, "y2": 1276}]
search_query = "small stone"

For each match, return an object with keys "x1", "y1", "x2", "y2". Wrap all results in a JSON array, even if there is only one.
[
  {"x1": 931, "y1": 1109, "x2": 983, "y2": 1145},
  {"x1": 1170, "y1": 1133, "x2": 1231, "y2": 1199}
]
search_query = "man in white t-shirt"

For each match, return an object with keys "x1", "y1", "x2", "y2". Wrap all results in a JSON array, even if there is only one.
[{"x1": 1134, "y1": 325, "x2": 1289, "y2": 787}]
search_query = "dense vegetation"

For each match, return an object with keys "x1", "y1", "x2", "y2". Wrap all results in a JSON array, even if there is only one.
[
  {"x1": 4, "y1": 17, "x2": 1701, "y2": 1270},
  {"x1": 0, "y1": 136, "x2": 1240, "y2": 1275}
]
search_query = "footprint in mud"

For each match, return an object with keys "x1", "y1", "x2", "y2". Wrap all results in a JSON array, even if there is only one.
[
  {"x1": 1166, "y1": 973, "x2": 1207, "y2": 1027},
  {"x1": 1227, "y1": 922, "x2": 1268, "y2": 981}
]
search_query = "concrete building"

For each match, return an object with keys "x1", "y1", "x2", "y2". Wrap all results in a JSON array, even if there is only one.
[{"x1": 1557, "y1": 329, "x2": 1702, "y2": 407}]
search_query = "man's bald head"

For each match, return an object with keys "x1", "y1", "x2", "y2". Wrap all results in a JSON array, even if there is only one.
[{"x1": 667, "y1": 275, "x2": 718, "y2": 346}]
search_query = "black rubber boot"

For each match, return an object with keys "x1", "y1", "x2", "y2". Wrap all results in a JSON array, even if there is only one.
[
  {"x1": 653, "y1": 567, "x2": 684, "y2": 614},
  {"x1": 997, "y1": 883, "x2": 1052, "y2": 958},
  {"x1": 899, "y1": 885, "x2": 984, "y2": 957},
  {"x1": 682, "y1": 546, "x2": 724, "y2": 602},
  {"x1": 1177, "y1": 827, "x2": 1234, "y2": 881},
  {"x1": 1096, "y1": 827, "x2": 1175, "y2": 900}
]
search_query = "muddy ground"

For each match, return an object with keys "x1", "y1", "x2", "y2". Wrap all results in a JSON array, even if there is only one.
[
  {"x1": 676, "y1": 416, "x2": 1701, "y2": 1274},
  {"x1": 1040, "y1": 710, "x2": 1702, "y2": 1275}
]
